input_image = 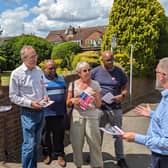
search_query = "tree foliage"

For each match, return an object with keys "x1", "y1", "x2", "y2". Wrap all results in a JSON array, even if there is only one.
[
  {"x1": 102, "y1": 0, "x2": 168, "y2": 76},
  {"x1": 0, "y1": 56, "x2": 6, "y2": 71},
  {"x1": 0, "y1": 34, "x2": 53, "y2": 70},
  {"x1": 51, "y1": 42, "x2": 81, "y2": 70},
  {"x1": 72, "y1": 51, "x2": 101, "y2": 70}
]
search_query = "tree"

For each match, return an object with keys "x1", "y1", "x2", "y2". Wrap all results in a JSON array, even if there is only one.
[
  {"x1": 0, "y1": 56, "x2": 6, "y2": 72},
  {"x1": 0, "y1": 38, "x2": 16, "y2": 70},
  {"x1": 12, "y1": 35, "x2": 53, "y2": 66},
  {"x1": 72, "y1": 51, "x2": 101, "y2": 70},
  {"x1": 0, "y1": 35, "x2": 53, "y2": 70},
  {"x1": 102, "y1": 0, "x2": 168, "y2": 76},
  {"x1": 156, "y1": 16, "x2": 168, "y2": 59},
  {"x1": 51, "y1": 42, "x2": 81, "y2": 70}
]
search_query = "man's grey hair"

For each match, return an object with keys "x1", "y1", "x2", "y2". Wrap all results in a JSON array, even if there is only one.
[
  {"x1": 75, "y1": 61, "x2": 90, "y2": 73},
  {"x1": 20, "y1": 45, "x2": 36, "y2": 60},
  {"x1": 158, "y1": 57, "x2": 168, "y2": 75}
]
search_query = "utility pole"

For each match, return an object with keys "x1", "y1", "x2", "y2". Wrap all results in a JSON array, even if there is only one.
[
  {"x1": 0, "y1": 26, "x2": 2, "y2": 35},
  {"x1": 111, "y1": 35, "x2": 117, "y2": 54},
  {"x1": 129, "y1": 44, "x2": 134, "y2": 105},
  {"x1": 0, "y1": 25, "x2": 3, "y2": 84}
]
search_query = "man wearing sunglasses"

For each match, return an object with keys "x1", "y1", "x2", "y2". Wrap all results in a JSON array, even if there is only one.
[
  {"x1": 91, "y1": 50, "x2": 129, "y2": 168},
  {"x1": 41, "y1": 60, "x2": 66, "y2": 167}
]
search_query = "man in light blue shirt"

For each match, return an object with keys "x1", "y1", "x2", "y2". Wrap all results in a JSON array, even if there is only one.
[
  {"x1": 9, "y1": 45, "x2": 48, "y2": 168},
  {"x1": 122, "y1": 57, "x2": 168, "y2": 168}
]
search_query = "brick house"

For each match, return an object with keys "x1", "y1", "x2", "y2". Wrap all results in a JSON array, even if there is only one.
[{"x1": 46, "y1": 25, "x2": 107, "y2": 50}]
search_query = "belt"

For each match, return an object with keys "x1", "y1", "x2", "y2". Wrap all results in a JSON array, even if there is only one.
[{"x1": 152, "y1": 151, "x2": 168, "y2": 158}]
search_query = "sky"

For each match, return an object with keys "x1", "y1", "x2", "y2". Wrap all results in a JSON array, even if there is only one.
[{"x1": 0, "y1": 0, "x2": 168, "y2": 38}]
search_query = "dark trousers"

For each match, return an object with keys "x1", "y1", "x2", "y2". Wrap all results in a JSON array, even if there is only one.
[
  {"x1": 41, "y1": 116, "x2": 65, "y2": 158},
  {"x1": 152, "y1": 152, "x2": 168, "y2": 168}
]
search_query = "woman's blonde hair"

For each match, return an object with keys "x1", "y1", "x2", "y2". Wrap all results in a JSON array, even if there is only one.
[{"x1": 75, "y1": 61, "x2": 90, "y2": 73}]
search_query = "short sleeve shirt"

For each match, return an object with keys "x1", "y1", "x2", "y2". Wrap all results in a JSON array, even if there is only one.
[
  {"x1": 91, "y1": 65, "x2": 128, "y2": 109},
  {"x1": 68, "y1": 79, "x2": 101, "y2": 119}
]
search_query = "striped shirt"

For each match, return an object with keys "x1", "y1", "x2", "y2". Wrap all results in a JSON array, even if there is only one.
[{"x1": 43, "y1": 74, "x2": 66, "y2": 116}]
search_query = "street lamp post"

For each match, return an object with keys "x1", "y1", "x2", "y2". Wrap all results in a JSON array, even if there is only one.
[
  {"x1": 129, "y1": 44, "x2": 134, "y2": 105},
  {"x1": 111, "y1": 35, "x2": 117, "y2": 54},
  {"x1": 0, "y1": 25, "x2": 3, "y2": 36},
  {"x1": 0, "y1": 26, "x2": 3, "y2": 85}
]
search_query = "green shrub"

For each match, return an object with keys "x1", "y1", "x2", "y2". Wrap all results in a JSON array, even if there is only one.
[
  {"x1": 114, "y1": 53, "x2": 144, "y2": 77},
  {"x1": 72, "y1": 51, "x2": 101, "y2": 69}
]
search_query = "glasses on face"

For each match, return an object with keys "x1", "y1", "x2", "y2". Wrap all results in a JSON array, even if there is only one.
[
  {"x1": 82, "y1": 68, "x2": 91, "y2": 73},
  {"x1": 48, "y1": 67, "x2": 56, "y2": 71},
  {"x1": 155, "y1": 70, "x2": 167, "y2": 76},
  {"x1": 26, "y1": 55, "x2": 37, "y2": 60}
]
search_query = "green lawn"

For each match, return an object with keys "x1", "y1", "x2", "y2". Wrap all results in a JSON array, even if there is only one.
[{"x1": 0, "y1": 71, "x2": 11, "y2": 86}]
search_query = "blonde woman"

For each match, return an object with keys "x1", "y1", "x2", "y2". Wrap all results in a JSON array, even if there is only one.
[{"x1": 66, "y1": 62, "x2": 103, "y2": 168}]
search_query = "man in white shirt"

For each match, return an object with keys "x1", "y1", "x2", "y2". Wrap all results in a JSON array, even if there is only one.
[{"x1": 9, "y1": 45, "x2": 48, "y2": 168}]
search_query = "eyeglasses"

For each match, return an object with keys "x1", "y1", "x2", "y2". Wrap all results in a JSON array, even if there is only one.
[
  {"x1": 82, "y1": 69, "x2": 91, "y2": 73},
  {"x1": 48, "y1": 67, "x2": 56, "y2": 70},
  {"x1": 155, "y1": 70, "x2": 167, "y2": 76},
  {"x1": 26, "y1": 55, "x2": 37, "y2": 60}
]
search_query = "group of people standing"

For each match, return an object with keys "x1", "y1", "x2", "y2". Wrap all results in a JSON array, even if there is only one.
[{"x1": 9, "y1": 45, "x2": 168, "y2": 168}]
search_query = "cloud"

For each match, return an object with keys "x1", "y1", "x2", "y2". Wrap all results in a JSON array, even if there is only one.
[
  {"x1": 0, "y1": 5, "x2": 29, "y2": 36},
  {"x1": 0, "y1": 0, "x2": 167, "y2": 38},
  {"x1": 29, "y1": 0, "x2": 113, "y2": 37},
  {"x1": 32, "y1": 0, "x2": 112, "y2": 21}
]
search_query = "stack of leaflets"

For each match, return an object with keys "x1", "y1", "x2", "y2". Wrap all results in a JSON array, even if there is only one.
[
  {"x1": 0, "y1": 105, "x2": 12, "y2": 112},
  {"x1": 39, "y1": 99, "x2": 54, "y2": 108},
  {"x1": 102, "y1": 92, "x2": 114, "y2": 104},
  {"x1": 99, "y1": 125, "x2": 124, "y2": 135},
  {"x1": 79, "y1": 91, "x2": 94, "y2": 110}
]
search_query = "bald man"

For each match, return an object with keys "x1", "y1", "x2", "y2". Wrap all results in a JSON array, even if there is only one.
[{"x1": 91, "y1": 50, "x2": 129, "y2": 168}]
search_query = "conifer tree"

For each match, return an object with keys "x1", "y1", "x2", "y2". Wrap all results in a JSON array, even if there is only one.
[{"x1": 102, "y1": 0, "x2": 168, "y2": 76}]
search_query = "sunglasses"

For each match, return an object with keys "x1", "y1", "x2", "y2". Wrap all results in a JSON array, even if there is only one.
[
  {"x1": 48, "y1": 67, "x2": 56, "y2": 70},
  {"x1": 82, "y1": 68, "x2": 91, "y2": 73}
]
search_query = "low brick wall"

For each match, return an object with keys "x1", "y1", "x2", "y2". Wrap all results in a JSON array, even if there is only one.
[{"x1": 0, "y1": 75, "x2": 156, "y2": 160}]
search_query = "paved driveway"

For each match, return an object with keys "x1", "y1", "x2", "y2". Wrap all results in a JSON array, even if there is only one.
[{"x1": 0, "y1": 91, "x2": 160, "y2": 168}]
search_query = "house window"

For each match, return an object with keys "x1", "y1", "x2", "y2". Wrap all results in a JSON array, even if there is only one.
[
  {"x1": 72, "y1": 40, "x2": 82, "y2": 46},
  {"x1": 87, "y1": 39, "x2": 102, "y2": 47}
]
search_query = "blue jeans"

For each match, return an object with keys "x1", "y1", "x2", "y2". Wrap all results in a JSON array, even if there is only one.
[{"x1": 21, "y1": 108, "x2": 44, "y2": 168}]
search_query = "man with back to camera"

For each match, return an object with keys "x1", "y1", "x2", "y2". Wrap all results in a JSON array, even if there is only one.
[
  {"x1": 122, "y1": 57, "x2": 168, "y2": 168},
  {"x1": 41, "y1": 60, "x2": 66, "y2": 167},
  {"x1": 91, "y1": 50, "x2": 129, "y2": 168},
  {"x1": 9, "y1": 45, "x2": 48, "y2": 168}
]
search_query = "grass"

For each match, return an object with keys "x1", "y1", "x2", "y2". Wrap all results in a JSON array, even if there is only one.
[{"x1": 0, "y1": 71, "x2": 11, "y2": 86}]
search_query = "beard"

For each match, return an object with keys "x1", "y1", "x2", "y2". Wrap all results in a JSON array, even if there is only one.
[{"x1": 155, "y1": 79, "x2": 163, "y2": 91}]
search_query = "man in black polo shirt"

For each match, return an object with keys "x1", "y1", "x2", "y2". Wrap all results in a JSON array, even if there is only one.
[{"x1": 91, "y1": 50, "x2": 129, "y2": 168}]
